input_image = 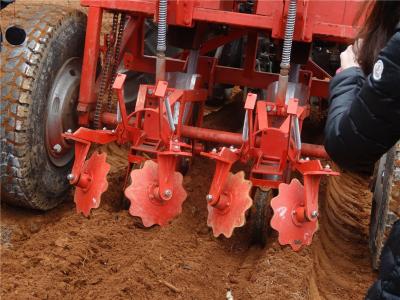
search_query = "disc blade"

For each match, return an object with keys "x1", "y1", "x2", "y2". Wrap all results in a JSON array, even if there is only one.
[
  {"x1": 207, "y1": 171, "x2": 253, "y2": 238},
  {"x1": 74, "y1": 152, "x2": 110, "y2": 217},
  {"x1": 125, "y1": 160, "x2": 187, "y2": 227},
  {"x1": 270, "y1": 178, "x2": 318, "y2": 251}
]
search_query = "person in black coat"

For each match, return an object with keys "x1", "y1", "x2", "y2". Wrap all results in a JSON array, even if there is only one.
[{"x1": 324, "y1": 1, "x2": 400, "y2": 299}]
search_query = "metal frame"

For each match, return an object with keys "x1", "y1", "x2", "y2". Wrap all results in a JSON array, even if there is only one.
[{"x1": 66, "y1": 0, "x2": 359, "y2": 248}]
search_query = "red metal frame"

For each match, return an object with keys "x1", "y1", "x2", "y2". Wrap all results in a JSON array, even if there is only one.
[{"x1": 66, "y1": 0, "x2": 361, "y2": 246}]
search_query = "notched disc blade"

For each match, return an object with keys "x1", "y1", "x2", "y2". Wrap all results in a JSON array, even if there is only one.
[
  {"x1": 270, "y1": 178, "x2": 318, "y2": 251},
  {"x1": 125, "y1": 160, "x2": 187, "y2": 227},
  {"x1": 74, "y1": 152, "x2": 110, "y2": 217},
  {"x1": 207, "y1": 171, "x2": 253, "y2": 238}
]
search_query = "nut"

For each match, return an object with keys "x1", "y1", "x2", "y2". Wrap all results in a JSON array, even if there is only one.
[
  {"x1": 53, "y1": 144, "x2": 62, "y2": 153},
  {"x1": 163, "y1": 189, "x2": 172, "y2": 198}
]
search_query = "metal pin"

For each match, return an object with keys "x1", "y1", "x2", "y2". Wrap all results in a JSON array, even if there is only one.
[
  {"x1": 206, "y1": 194, "x2": 213, "y2": 202},
  {"x1": 67, "y1": 174, "x2": 74, "y2": 181}
]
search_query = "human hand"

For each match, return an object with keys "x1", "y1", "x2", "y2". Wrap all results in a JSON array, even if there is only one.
[{"x1": 340, "y1": 40, "x2": 362, "y2": 70}]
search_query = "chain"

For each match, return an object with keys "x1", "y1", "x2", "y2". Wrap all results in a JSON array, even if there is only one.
[
  {"x1": 93, "y1": 13, "x2": 119, "y2": 129},
  {"x1": 106, "y1": 13, "x2": 126, "y2": 112}
]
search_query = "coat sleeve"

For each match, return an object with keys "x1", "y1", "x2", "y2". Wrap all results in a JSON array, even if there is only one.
[{"x1": 324, "y1": 31, "x2": 400, "y2": 174}]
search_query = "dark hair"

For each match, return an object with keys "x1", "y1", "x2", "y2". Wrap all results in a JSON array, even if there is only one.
[{"x1": 356, "y1": 0, "x2": 400, "y2": 74}]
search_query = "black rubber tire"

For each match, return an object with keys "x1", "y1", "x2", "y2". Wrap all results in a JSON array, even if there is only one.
[
  {"x1": 1, "y1": 5, "x2": 86, "y2": 210},
  {"x1": 249, "y1": 187, "x2": 274, "y2": 246},
  {"x1": 369, "y1": 141, "x2": 400, "y2": 269}
]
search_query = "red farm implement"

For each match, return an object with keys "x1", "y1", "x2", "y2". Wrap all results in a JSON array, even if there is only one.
[
  {"x1": 3, "y1": 0, "x2": 371, "y2": 251},
  {"x1": 64, "y1": 0, "x2": 360, "y2": 250}
]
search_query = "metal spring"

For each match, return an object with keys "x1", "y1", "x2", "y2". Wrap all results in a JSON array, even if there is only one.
[
  {"x1": 157, "y1": 0, "x2": 168, "y2": 53},
  {"x1": 106, "y1": 13, "x2": 126, "y2": 111},
  {"x1": 281, "y1": 0, "x2": 297, "y2": 70}
]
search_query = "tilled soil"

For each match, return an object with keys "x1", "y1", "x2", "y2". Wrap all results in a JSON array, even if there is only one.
[
  {"x1": 1, "y1": 2, "x2": 376, "y2": 299},
  {"x1": 0, "y1": 144, "x2": 376, "y2": 299}
]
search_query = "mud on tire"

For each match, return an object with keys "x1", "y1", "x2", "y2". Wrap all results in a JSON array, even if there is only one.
[
  {"x1": 1, "y1": 5, "x2": 86, "y2": 210},
  {"x1": 369, "y1": 142, "x2": 400, "y2": 269}
]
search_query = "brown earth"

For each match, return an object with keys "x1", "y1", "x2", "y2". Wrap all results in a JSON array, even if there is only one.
[{"x1": 1, "y1": 1, "x2": 376, "y2": 299}]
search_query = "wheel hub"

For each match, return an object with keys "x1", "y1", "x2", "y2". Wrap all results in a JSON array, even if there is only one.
[{"x1": 45, "y1": 57, "x2": 81, "y2": 167}]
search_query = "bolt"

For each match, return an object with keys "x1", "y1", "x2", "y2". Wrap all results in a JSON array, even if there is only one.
[
  {"x1": 163, "y1": 189, "x2": 172, "y2": 198},
  {"x1": 325, "y1": 164, "x2": 331, "y2": 169},
  {"x1": 267, "y1": 106, "x2": 272, "y2": 112},
  {"x1": 174, "y1": 138, "x2": 179, "y2": 143},
  {"x1": 67, "y1": 129, "x2": 72, "y2": 134},
  {"x1": 311, "y1": 210, "x2": 318, "y2": 218},
  {"x1": 229, "y1": 145, "x2": 235, "y2": 152},
  {"x1": 212, "y1": 148, "x2": 217, "y2": 153},
  {"x1": 103, "y1": 127, "x2": 107, "y2": 130},
  {"x1": 111, "y1": 129, "x2": 115, "y2": 133},
  {"x1": 67, "y1": 173, "x2": 74, "y2": 181},
  {"x1": 53, "y1": 144, "x2": 62, "y2": 153},
  {"x1": 206, "y1": 194, "x2": 213, "y2": 202},
  {"x1": 148, "y1": 89, "x2": 153, "y2": 95},
  {"x1": 305, "y1": 157, "x2": 310, "y2": 161}
]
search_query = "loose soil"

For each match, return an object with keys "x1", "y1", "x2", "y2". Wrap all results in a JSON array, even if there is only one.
[{"x1": 1, "y1": 2, "x2": 376, "y2": 299}]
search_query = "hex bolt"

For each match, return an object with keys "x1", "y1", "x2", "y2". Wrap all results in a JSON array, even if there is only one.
[
  {"x1": 206, "y1": 194, "x2": 213, "y2": 202},
  {"x1": 311, "y1": 210, "x2": 319, "y2": 218},
  {"x1": 325, "y1": 164, "x2": 331, "y2": 169},
  {"x1": 229, "y1": 145, "x2": 235, "y2": 152},
  {"x1": 53, "y1": 144, "x2": 62, "y2": 153},
  {"x1": 163, "y1": 189, "x2": 172, "y2": 198},
  {"x1": 111, "y1": 129, "x2": 115, "y2": 133},
  {"x1": 103, "y1": 127, "x2": 107, "y2": 130},
  {"x1": 212, "y1": 148, "x2": 217, "y2": 153},
  {"x1": 67, "y1": 129, "x2": 72, "y2": 134},
  {"x1": 67, "y1": 173, "x2": 75, "y2": 181},
  {"x1": 148, "y1": 89, "x2": 153, "y2": 95},
  {"x1": 267, "y1": 106, "x2": 272, "y2": 112},
  {"x1": 305, "y1": 157, "x2": 310, "y2": 161}
]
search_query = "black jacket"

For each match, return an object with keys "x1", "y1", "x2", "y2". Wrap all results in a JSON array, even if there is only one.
[
  {"x1": 325, "y1": 27, "x2": 400, "y2": 300},
  {"x1": 366, "y1": 220, "x2": 400, "y2": 300},
  {"x1": 324, "y1": 29, "x2": 400, "y2": 174}
]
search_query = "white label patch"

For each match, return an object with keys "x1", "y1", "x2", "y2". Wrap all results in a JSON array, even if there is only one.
[{"x1": 373, "y1": 59, "x2": 384, "y2": 81}]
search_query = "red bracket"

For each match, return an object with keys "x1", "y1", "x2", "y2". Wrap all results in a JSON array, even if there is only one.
[
  {"x1": 157, "y1": 139, "x2": 192, "y2": 200},
  {"x1": 201, "y1": 147, "x2": 240, "y2": 209},
  {"x1": 294, "y1": 159, "x2": 339, "y2": 221}
]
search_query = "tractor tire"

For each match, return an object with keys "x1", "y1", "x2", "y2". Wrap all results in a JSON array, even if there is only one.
[
  {"x1": 1, "y1": 5, "x2": 86, "y2": 210},
  {"x1": 369, "y1": 141, "x2": 400, "y2": 269},
  {"x1": 249, "y1": 187, "x2": 274, "y2": 246}
]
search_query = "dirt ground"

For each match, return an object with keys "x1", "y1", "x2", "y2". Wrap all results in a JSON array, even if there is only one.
[{"x1": 1, "y1": 1, "x2": 377, "y2": 300}]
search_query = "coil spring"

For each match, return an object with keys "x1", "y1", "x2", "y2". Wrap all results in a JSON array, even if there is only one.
[
  {"x1": 157, "y1": 0, "x2": 167, "y2": 53},
  {"x1": 106, "y1": 13, "x2": 126, "y2": 111},
  {"x1": 281, "y1": 0, "x2": 297, "y2": 69}
]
